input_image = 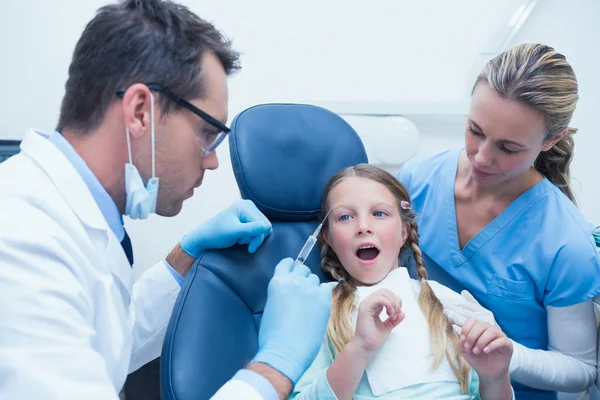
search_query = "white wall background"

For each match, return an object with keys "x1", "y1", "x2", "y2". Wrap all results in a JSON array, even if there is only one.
[
  {"x1": 507, "y1": 0, "x2": 600, "y2": 234},
  {"x1": 1, "y1": 0, "x2": 598, "y2": 283},
  {"x1": 1, "y1": 2, "x2": 599, "y2": 398}
]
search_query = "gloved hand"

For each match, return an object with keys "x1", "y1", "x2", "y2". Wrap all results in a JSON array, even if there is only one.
[
  {"x1": 251, "y1": 258, "x2": 333, "y2": 384},
  {"x1": 180, "y1": 199, "x2": 272, "y2": 258},
  {"x1": 443, "y1": 290, "x2": 498, "y2": 330}
]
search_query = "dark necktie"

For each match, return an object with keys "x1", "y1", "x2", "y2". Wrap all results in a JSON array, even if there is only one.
[
  {"x1": 120, "y1": 229, "x2": 134, "y2": 267},
  {"x1": 121, "y1": 227, "x2": 160, "y2": 399}
]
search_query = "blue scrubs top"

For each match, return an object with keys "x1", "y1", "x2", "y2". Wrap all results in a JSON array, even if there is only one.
[{"x1": 397, "y1": 148, "x2": 600, "y2": 400}]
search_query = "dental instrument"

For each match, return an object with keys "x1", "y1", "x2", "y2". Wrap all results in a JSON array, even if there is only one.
[{"x1": 295, "y1": 208, "x2": 332, "y2": 264}]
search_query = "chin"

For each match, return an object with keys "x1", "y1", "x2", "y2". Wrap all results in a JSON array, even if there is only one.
[
  {"x1": 471, "y1": 172, "x2": 502, "y2": 186},
  {"x1": 485, "y1": 175, "x2": 515, "y2": 188},
  {"x1": 156, "y1": 201, "x2": 184, "y2": 218},
  {"x1": 471, "y1": 175, "x2": 493, "y2": 186},
  {"x1": 355, "y1": 273, "x2": 387, "y2": 287}
]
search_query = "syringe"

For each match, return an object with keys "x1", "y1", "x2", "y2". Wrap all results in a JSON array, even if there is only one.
[{"x1": 295, "y1": 208, "x2": 332, "y2": 264}]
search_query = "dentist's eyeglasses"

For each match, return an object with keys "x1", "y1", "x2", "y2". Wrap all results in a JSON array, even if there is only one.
[{"x1": 116, "y1": 83, "x2": 230, "y2": 157}]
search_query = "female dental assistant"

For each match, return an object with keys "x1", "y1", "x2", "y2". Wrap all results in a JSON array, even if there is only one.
[{"x1": 397, "y1": 43, "x2": 600, "y2": 400}]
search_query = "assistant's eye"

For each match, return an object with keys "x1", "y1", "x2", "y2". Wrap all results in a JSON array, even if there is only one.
[
  {"x1": 468, "y1": 127, "x2": 483, "y2": 137},
  {"x1": 498, "y1": 144, "x2": 520, "y2": 155}
]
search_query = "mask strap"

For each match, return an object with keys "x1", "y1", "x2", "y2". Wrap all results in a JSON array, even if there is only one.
[
  {"x1": 126, "y1": 127, "x2": 133, "y2": 165},
  {"x1": 124, "y1": 92, "x2": 156, "y2": 177},
  {"x1": 150, "y1": 92, "x2": 156, "y2": 179}
]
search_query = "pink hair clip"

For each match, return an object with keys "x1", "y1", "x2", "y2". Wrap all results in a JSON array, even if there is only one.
[{"x1": 400, "y1": 201, "x2": 411, "y2": 210}]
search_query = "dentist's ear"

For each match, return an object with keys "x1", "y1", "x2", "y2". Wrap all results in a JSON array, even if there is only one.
[{"x1": 121, "y1": 83, "x2": 154, "y2": 140}]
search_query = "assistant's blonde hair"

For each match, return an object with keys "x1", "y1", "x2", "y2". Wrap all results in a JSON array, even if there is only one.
[
  {"x1": 475, "y1": 43, "x2": 579, "y2": 203},
  {"x1": 318, "y1": 164, "x2": 470, "y2": 393}
]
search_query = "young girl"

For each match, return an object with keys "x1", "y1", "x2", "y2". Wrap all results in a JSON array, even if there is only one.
[{"x1": 290, "y1": 164, "x2": 514, "y2": 400}]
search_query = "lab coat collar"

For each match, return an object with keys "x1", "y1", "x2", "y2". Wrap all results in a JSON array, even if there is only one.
[
  {"x1": 20, "y1": 129, "x2": 108, "y2": 231},
  {"x1": 49, "y1": 130, "x2": 125, "y2": 241},
  {"x1": 19, "y1": 129, "x2": 133, "y2": 296}
]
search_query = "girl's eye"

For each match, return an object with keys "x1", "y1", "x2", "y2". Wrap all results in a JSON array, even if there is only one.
[
  {"x1": 338, "y1": 215, "x2": 351, "y2": 222},
  {"x1": 373, "y1": 211, "x2": 387, "y2": 217}
]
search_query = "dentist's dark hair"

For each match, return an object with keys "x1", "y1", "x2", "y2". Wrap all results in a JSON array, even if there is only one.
[
  {"x1": 317, "y1": 164, "x2": 470, "y2": 393},
  {"x1": 56, "y1": 0, "x2": 240, "y2": 133}
]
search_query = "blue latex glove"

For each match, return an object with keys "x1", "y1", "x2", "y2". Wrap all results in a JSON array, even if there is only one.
[
  {"x1": 180, "y1": 199, "x2": 272, "y2": 258},
  {"x1": 251, "y1": 258, "x2": 333, "y2": 384}
]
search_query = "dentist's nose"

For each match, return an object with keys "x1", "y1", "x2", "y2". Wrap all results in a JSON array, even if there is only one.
[{"x1": 201, "y1": 150, "x2": 219, "y2": 171}]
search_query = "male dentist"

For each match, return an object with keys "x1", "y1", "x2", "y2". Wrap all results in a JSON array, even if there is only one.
[{"x1": 0, "y1": 0, "x2": 331, "y2": 399}]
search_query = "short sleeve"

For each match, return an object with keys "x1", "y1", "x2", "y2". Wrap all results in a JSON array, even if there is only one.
[
  {"x1": 396, "y1": 161, "x2": 413, "y2": 190},
  {"x1": 544, "y1": 236, "x2": 600, "y2": 307},
  {"x1": 289, "y1": 341, "x2": 337, "y2": 400},
  {"x1": 469, "y1": 370, "x2": 480, "y2": 399}
]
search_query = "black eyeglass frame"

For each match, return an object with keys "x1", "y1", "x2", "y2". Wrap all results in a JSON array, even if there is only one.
[{"x1": 116, "y1": 83, "x2": 230, "y2": 155}]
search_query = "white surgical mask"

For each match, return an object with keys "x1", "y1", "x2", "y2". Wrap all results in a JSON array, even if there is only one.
[{"x1": 124, "y1": 92, "x2": 159, "y2": 219}]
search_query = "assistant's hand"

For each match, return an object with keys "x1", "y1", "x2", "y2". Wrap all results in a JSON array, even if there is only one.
[
  {"x1": 180, "y1": 199, "x2": 272, "y2": 258},
  {"x1": 252, "y1": 258, "x2": 333, "y2": 384},
  {"x1": 443, "y1": 290, "x2": 498, "y2": 331}
]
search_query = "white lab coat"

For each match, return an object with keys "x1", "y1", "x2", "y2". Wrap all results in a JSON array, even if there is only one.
[{"x1": 0, "y1": 130, "x2": 264, "y2": 400}]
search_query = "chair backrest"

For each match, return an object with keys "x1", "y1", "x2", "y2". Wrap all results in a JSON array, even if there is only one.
[{"x1": 160, "y1": 103, "x2": 368, "y2": 400}]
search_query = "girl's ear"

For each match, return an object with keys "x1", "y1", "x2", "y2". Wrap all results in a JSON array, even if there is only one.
[{"x1": 400, "y1": 221, "x2": 409, "y2": 246}]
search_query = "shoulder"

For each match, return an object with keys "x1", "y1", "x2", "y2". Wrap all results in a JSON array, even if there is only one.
[
  {"x1": 532, "y1": 183, "x2": 600, "y2": 306},
  {"x1": 0, "y1": 151, "x2": 62, "y2": 208},
  {"x1": 0, "y1": 173, "x2": 90, "y2": 277},
  {"x1": 548, "y1": 221, "x2": 600, "y2": 283},
  {"x1": 402, "y1": 148, "x2": 460, "y2": 170},
  {"x1": 396, "y1": 149, "x2": 461, "y2": 192},
  {"x1": 1, "y1": 176, "x2": 71, "y2": 236},
  {"x1": 533, "y1": 182, "x2": 598, "y2": 255}
]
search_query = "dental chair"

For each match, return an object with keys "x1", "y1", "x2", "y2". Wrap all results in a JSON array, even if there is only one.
[{"x1": 160, "y1": 103, "x2": 369, "y2": 400}]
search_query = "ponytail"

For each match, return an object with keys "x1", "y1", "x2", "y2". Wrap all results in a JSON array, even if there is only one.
[{"x1": 534, "y1": 128, "x2": 576, "y2": 203}]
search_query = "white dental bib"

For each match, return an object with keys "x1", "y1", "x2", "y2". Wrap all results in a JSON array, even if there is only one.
[{"x1": 353, "y1": 267, "x2": 462, "y2": 396}]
